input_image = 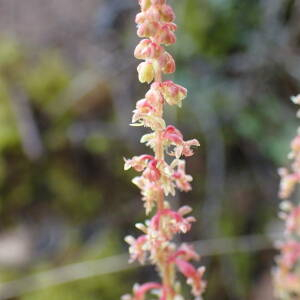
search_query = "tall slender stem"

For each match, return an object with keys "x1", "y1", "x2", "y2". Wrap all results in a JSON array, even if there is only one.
[{"x1": 122, "y1": 1, "x2": 206, "y2": 299}]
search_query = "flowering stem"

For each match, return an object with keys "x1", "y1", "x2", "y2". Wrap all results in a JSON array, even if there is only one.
[
  {"x1": 274, "y1": 94, "x2": 300, "y2": 299},
  {"x1": 153, "y1": 52, "x2": 173, "y2": 300},
  {"x1": 123, "y1": 1, "x2": 206, "y2": 300}
]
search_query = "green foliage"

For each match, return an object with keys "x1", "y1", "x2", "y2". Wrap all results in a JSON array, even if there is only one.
[
  {"x1": 235, "y1": 97, "x2": 296, "y2": 164},
  {"x1": 0, "y1": 78, "x2": 19, "y2": 151},
  {"x1": 48, "y1": 162, "x2": 103, "y2": 220},
  {"x1": 0, "y1": 38, "x2": 22, "y2": 71},
  {"x1": 23, "y1": 52, "x2": 70, "y2": 105},
  {"x1": 85, "y1": 133, "x2": 110, "y2": 154},
  {"x1": 176, "y1": 0, "x2": 260, "y2": 59}
]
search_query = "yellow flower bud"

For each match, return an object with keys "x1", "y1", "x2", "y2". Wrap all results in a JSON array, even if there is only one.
[
  {"x1": 139, "y1": 0, "x2": 152, "y2": 11},
  {"x1": 137, "y1": 62, "x2": 155, "y2": 83}
]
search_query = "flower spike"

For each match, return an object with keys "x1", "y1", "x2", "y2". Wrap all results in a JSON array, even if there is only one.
[
  {"x1": 274, "y1": 95, "x2": 300, "y2": 299},
  {"x1": 123, "y1": 1, "x2": 205, "y2": 300}
]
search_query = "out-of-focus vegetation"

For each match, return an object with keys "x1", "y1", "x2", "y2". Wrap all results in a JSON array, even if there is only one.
[{"x1": 0, "y1": 0, "x2": 299, "y2": 299}]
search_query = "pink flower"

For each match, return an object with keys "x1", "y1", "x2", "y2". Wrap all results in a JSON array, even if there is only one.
[
  {"x1": 168, "y1": 243, "x2": 199, "y2": 263},
  {"x1": 286, "y1": 206, "x2": 300, "y2": 235},
  {"x1": 137, "y1": 20, "x2": 160, "y2": 38},
  {"x1": 162, "y1": 125, "x2": 200, "y2": 158},
  {"x1": 172, "y1": 160, "x2": 193, "y2": 192},
  {"x1": 159, "y1": 80, "x2": 187, "y2": 107},
  {"x1": 278, "y1": 168, "x2": 300, "y2": 199},
  {"x1": 274, "y1": 269, "x2": 300, "y2": 296},
  {"x1": 124, "y1": 155, "x2": 161, "y2": 181},
  {"x1": 150, "y1": 208, "x2": 195, "y2": 238},
  {"x1": 279, "y1": 240, "x2": 300, "y2": 269},
  {"x1": 132, "y1": 97, "x2": 159, "y2": 128},
  {"x1": 175, "y1": 259, "x2": 206, "y2": 296},
  {"x1": 137, "y1": 4, "x2": 174, "y2": 24},
  {"x1": 145, "y1": 87, "x2": 164, "y2": 106},
  {"x1": 134, "y1": 39, "x2": 164, "y2": 60},
  {"x1": 163, "y1": 125, "x2": 183, "y2": 144},
  {"x1": 182, "y1": 140, "x2": 200, "y2": 157},
  {"x1": 124, "y1": 155, "x2": 155, "y2": 172},
  {"x1": 132, "y1": 87, "x2": 165, "y2": 130},
  {"x1": 151, "y1": 0, "x2": 166, "y2": 5},
  {"x1": 291, "y1": 135, "x2": 300, "y2": 154},
  {"x1": 135, "y1": 98, "x2": 157, "y2": 114},
  {"x1": 159, "y1": 4, "x2": 175, "y2": 22},
  {"x1": 135, "y1": 12, "x2": 147, "y2": 24},
  {"x1": 132, "y1": 282, "x2": 162, "y2": 300},
  {"x1": 156, "y1": 23, "x2": 177, "y2": 45},
  {"x1": 144, "y1": 6, "x2": 161, "y2": 22},
  {"x1": 131, "y1": 175, "x2": 163, "y2": 214},
  {"x1": 158, "y1": 51, "x2": 176, "y2": 74},
  {"x1": 144, "y1": 159, "x2": 161, "y2": 181},
  {"x1": 132, "y1": 109, "x2": 165, "y2": 131},
  {"x1": 144, "y1": 183, "x2": 163, "y2": 214},
  {"x1": 125, "y1": 235, "x2": 149, "y2": 264}
]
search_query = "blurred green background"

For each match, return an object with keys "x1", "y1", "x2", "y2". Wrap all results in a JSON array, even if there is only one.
[{"x1": 0, "y1": 0, "x2": 299, "y2": 299}]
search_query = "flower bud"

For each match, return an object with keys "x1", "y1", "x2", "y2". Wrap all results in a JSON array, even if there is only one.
[
  {"x1": 151, "y1": 0, "x2": 166, "y2": 5},
  {"x1": 134, "y1": 39, "x2": 164, "y2": 60},
  {"x1": 160, "y1": 80, "x2": 187, "y2": 107},
  {"x1": 279, "y1": 172, "x2": 299, "y2": 199},
  {"x1": 157, "y1": 23, "x2": 177, "y2": 45},
  {"x1": 143, "y1": 159, "x2": 161, "y2": 181},
  {"x1": 139, "y1": 0, "x2": 151, "y2": 11},
  {"x1": 135, "y1": 12, "x2": 146, "y2": 24},
  {"x1": 137, "y1": 61, "x2": 155, "y2": 83},
  {"x1": 291, "y1": 136, "x2": 300, "y2": 153},
  {"x1": 178, "y1": 205, "x2": 193, "y2": 216},
  {"x1": 124, "y1": 235, "x2": 135, "y2": 244},
  {"x1": 286, "y1": 206, "x2": 300, "y2": 235},
  {"x1": 137, "y1": 21, "x2": 160, "y2": 38},
  {"x1": 163, "y1": 125, "x2": 183, "y2": 144},
  {"x1": 173, "y1": 160, "x2": 193, "y2": 192},
  {"x1": 146, "y1": 6, "x2": 161, "y2": 22},
  {"x1": 134, "y1": 39, "x2": 151, "y2": 59},
  {"x1": 145, "y1": 87, "x2": 163, "y2": 105},
  {"x1": 160, "y1": 4, "x2": 175, "y2": 22},
  {"x1": 135, "y1": 223, "x2": 148, "y2": 233},
  {"x1": 136, "y1": 98, "x2": 156, "y2": 114},
  {"x1": 158, "y1": 51, "x2": 175, "y2": 74}
]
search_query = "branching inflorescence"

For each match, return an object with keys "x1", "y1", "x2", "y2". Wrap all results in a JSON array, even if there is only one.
[
  {"x1": 122, "y1": 1, "x2": 206, "y2": 300},
  {"x1": 274, "y1": 95, "x2": 300, "y2": 299}
]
